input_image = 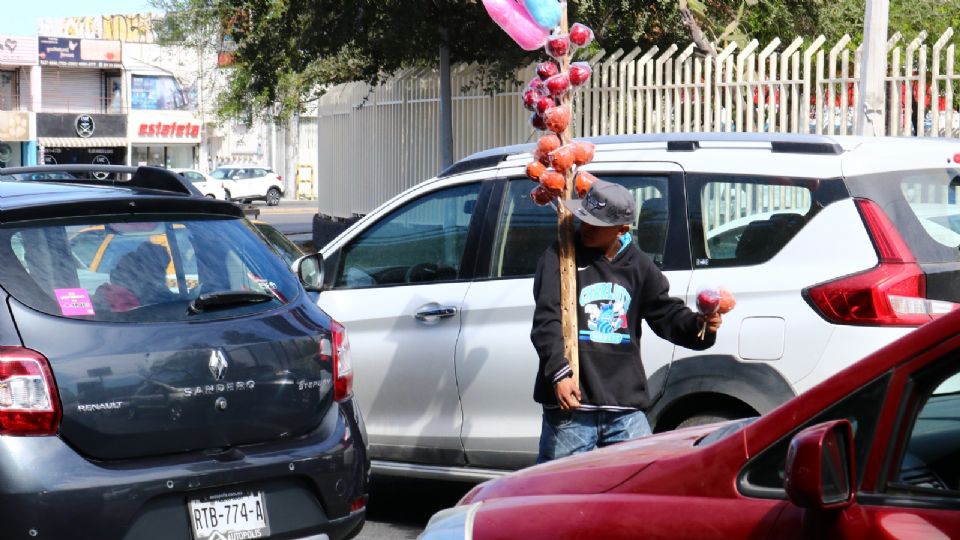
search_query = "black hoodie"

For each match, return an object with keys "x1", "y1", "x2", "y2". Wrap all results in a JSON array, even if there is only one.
[{"x1": 531, "y1": 237, "x2": 716, "y2": 410}]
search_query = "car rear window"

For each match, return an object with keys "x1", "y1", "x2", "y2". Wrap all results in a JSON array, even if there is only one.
[
  {"x1": 0, "y1": 215, "x2": 299, "y2": 322},
  {"x1": 845, "y1": 168, "x2": 960, "y2": 264},
  {"x1": 688, "y1": 174, "x2": 846, "y2": 267}
]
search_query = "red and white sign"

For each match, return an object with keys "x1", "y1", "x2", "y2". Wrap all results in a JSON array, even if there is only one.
[
  {"x1": 138, "y1": 122, "x2": 201, "y2": 139},
  {"x1": 129, "y1": 112, "x2": 202, "y2": 143}
]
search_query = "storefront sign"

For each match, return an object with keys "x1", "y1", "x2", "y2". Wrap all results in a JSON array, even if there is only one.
[
  {"x1": 38, "y1": 113, "x2": 125, "y2": 138},
  {"x1": 37, "y1": 14, "x2": 156, "y2": 44},
  {"x1": 0, "y1": 36, "x2": 38, "y2": 66},
  {"x1": 76, "y1": 115, "x2": 95, "y2": 137},
  {"x1": 38, "y1": 37, "x2": 122, "y2": 68},
  {"x1": 0, "y1": 111, "x2": 34, "y2": 141},
  {"x1": 138, "y1": 122, "x2": 200, "y2": 139}
]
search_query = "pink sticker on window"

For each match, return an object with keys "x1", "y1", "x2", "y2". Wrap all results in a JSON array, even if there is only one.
[{"x1": 55, "y1": 288, "x2": 96, "y2": 317}]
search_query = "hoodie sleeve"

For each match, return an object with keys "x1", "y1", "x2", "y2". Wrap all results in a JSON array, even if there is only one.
[
  {"x1": 639, "y1": 261, "x2": 716, "y2": 350},
  {"x1": 530, "y1": 244, "x2": 572, "y2": 385}
]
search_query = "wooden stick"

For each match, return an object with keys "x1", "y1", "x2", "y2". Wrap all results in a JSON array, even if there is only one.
[{"x1": 557, "y1": 7, "x2": 580, "y2": 389}]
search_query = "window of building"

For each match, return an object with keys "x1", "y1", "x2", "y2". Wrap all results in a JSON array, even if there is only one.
[{"x1": 131, "y1": 75, "x2": 187, "y2": 110}]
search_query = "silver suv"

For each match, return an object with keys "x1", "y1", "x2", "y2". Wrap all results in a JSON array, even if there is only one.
[{"x1": 314, "y1": 133, "x2": 960, "y2": 481}]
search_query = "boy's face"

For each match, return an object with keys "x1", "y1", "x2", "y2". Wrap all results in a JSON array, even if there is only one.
[{"x1": 579, "y1": 222, "x2": 627, "y2": 250}]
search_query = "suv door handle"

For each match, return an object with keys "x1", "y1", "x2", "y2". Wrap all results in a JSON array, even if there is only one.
[{"x1": 414, "y1": 305, "x2": 458, "y2": 322}]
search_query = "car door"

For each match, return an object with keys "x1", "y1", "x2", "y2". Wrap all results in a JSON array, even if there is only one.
[
  {"x1": 253, "y1": 168, "x2": 273, "y2": 197},
  {"x1": 316, "y1": 176, "x2": 488, "y2": 466},
  {"x1": 768, "y1": 341, "x2": 960, "y2": 538},
  {"x1": 456, "y1": 162, "x2": 690, "y2": 469},
  {"x1": 183, "y1": 170, "x2": 209, "y2": 193},
  {"x1": 230, "y1": 169, "x2": 255, "y2": 199}
]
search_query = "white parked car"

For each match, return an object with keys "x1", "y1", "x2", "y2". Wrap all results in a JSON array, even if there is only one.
[
  {"x1": 312, "y1": 133, "x2": 960, "y2": 481},
  {"x1": 171, "y1": 168, "x2": 229, "y2": 200},
  {"x1": 211, "y1": 166, "x2": 285, "y2": 206}
]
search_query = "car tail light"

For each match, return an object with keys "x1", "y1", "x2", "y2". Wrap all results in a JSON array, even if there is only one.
[
  {"x1": 0, "y1": 348, "x2": 61, "y2": 436},
  {"x1": 350, "y1": 495, "x2": 368, "y2": 513},
  {"x1": 321, "y1": 321, "x2": 354, "y2": 401},
  {"x1": 277, "y1": 175, "x2": 283, "y2": 181},
  {"x1": 804, "y1": 199, "x2": 957, "y2": 326}
]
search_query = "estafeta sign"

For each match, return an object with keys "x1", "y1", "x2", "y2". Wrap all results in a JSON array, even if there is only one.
[
  {"x1": 129, "y1": 111, "x2": 202, "y2": 143},
  {"x1": 138, "y1": 122, "x2": 201, "y2": 139}
]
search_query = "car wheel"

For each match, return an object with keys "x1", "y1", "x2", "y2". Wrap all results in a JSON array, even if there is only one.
[
  {"x1": 266, "y1": 188, "x2": 281, "y2": 206},
  {"x1": 675, "y1": 412, "x2": 741, "y2": 429},
  {"x1": 205, "y1": 194, "x2": 216, "y2": 198}
]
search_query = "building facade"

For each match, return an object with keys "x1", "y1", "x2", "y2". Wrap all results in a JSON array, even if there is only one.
[
  {"x1": 37, "y1": 36, "x2": 128, "y2": 167},
  {"x1": 0, "y1": 35, "x2": 39, "y2": 168}
]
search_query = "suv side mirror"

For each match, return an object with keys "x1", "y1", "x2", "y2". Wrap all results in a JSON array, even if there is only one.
[
  {"x1": 784, "y1": 419, "x2": 855, "y2": 510},
  {"x1": 294, "y1": 253, "x2": 324, "y2": 292}
]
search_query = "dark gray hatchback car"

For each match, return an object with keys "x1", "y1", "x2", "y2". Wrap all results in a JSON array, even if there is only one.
[{"x1": 0, "y1": 165, "x2": 368, "y2": 540}]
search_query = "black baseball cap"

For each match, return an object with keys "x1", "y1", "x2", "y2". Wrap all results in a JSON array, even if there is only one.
[{"x1": 561, "y1": 179, "x2": 636, "y2": 227}]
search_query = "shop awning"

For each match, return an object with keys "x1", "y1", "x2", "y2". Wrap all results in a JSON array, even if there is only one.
[{"x1": 39, "y1": 137, "x2": 128, "y2": 148}]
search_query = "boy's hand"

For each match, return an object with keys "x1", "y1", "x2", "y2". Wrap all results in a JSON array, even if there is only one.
[
  {"x1": 701, "y1": 312, "x2": 722, "y2": 333},
  {"x1": 554, "y1": 377, "x2": 581, "y2": 410}
]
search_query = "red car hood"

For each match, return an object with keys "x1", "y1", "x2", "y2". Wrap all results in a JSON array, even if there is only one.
[{"x1": 466, "y1": 423, "x2": 723, "y2": 503}]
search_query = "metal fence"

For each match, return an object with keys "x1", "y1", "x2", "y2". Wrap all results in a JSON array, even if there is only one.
[{"x1": 316, "y1": 29, "x2": 960, "y2": 219}]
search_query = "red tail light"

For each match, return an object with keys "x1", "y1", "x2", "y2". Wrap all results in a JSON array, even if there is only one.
[
  {"x1": 0, "y1": 348, "x2": 61, "y2": 436},
  {"x1": 804, "y1": 199, "x2": 956, "y2": 326},
  {"x1": 322, "y1": 321, "x2": 354, "y2": 401}
]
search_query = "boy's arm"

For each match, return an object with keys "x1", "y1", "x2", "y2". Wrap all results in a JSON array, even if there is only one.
[
  {"x1": 530, "y1": 247, "x2": 573, "y2": 384},
  {"x1": 641, "y1": 265, "x2": 717, "y2": 350}
]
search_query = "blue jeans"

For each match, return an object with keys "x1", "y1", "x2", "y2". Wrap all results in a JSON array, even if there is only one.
[{"x1": 537, "y1": 408, "x2": 652, "y2": 463}]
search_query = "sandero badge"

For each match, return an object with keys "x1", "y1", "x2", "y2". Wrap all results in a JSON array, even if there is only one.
[{"x1": 181, "y1": 350, "x2": 254, "y2": 398}]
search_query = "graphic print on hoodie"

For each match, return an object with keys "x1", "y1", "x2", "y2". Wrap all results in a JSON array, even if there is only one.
[{"x1": 580, "y1": 282, "x2": 631, "y2": 344}]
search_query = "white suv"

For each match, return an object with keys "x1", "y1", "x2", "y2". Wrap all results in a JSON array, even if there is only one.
[
  {"x1": 211, "y1": 166, "x2": 285, "y2": 205},
  {"x1": 313, "y1": 133, "x2": 960, "y2": 480}
]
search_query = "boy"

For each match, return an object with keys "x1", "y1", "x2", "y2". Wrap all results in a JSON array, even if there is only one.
[{"x1": 531, "y1": 180, "x2": 722, "y2": 463}]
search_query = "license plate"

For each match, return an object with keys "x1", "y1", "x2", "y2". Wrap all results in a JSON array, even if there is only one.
[{"x1": 188, "y1": 491, "x2": 271, "y2": 540}]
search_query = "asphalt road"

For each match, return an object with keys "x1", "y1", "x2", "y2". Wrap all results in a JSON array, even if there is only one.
[
  {"x1": 356, "y1": 477, "x2": 475, "y2": 539},
  {"x1": 252, "y1": 199, "x2": 318, "y2": 246},
  {"x1": 258, "y1": 198, "x2": 475, "y2": 538}
]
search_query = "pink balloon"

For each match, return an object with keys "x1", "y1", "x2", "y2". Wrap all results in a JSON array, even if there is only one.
[{"x1": 481, "y1": 0, "x2": 549, "y2": 51}]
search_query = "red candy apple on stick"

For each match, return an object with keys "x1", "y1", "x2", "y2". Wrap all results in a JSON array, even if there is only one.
[
  {"x1": 569, "y1": 23, "x2": 594, "y2": 48},
  {"x1": 569, "y1": 62, "x2": 592, "y2": 87},
  {"x1": 536, "y1": 61, "x2": 560, "y2": 80},
  {"x1": 488, "y1": 4, "x2": 597, "y2": 391},
  {"x1": 696, "y1": 286, "x2": 735, "y2": 339}
]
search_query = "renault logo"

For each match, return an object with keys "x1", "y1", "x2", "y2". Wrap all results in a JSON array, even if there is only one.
[{"x1": 208, "y1": 350, "x2": 229, "y2": 381}]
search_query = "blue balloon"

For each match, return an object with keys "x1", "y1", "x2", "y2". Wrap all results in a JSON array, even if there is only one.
[{"x1": 522, "y1": 0, "x2": 562, "y2": 31}]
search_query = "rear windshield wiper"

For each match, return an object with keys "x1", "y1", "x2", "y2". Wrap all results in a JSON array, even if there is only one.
[{"x1": 188, "y1": 291, "x2": 275, "y2": 314}]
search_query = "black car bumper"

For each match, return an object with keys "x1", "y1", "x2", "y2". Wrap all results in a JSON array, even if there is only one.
[{"x1": 0, "y1": 401, "x2": 369, "y2": 540}]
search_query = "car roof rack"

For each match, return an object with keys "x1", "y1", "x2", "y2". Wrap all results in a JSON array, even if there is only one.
[
  {"x1": 445, "y1": 133, "x2": 845, "y2": 177},
  {"x1": 0, "y1": 165, "x2": 200, "y2": 196}
]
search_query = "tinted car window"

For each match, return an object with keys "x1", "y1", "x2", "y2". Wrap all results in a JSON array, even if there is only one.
[
  {"x1": 492, "y1": 176, "x2": 670, "y2": 277},
  {"x1": 0, "y1": 216, "x2": 299, "y2": 323},
  {"x1": 890, "y1": 355, "x2": 960, "y2": 495},
  {"x1": 210, "y1": 169, "x2": 231, "y2": 180},
  {"x1": 254, "y1": 222, "x2": 304, "y2": 267},
  {"x1": 739, "y1": 374, "x2": 890, "y2": 496},
  {"x1": 899, "y1": 170, "x2": 960, "y2": 249},
  {"x1": 334, "y1": 183, "x2": 480, "y2": 288},
  {"x1": 688, "y1": 175, "x2": 839, "y2": 267}
]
